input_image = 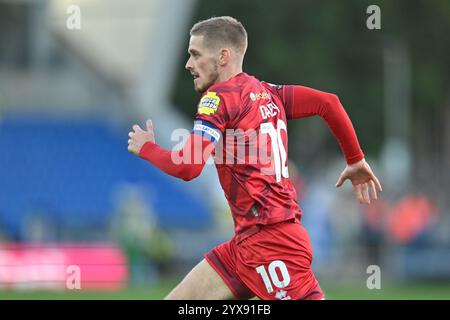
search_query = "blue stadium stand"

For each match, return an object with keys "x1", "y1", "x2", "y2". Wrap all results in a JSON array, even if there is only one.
[{"x1": 0, "y1": 116, "x2": 212, "y2": 240}]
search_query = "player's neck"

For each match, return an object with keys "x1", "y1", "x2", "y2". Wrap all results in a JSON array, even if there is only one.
[{"x1": 217, "y1": 67, "x2": 243, "y2": 84}]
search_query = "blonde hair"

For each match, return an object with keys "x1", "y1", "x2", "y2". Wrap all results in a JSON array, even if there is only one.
[{"x1": 190, "y1": 16, "x2": 248, "y2": 55}]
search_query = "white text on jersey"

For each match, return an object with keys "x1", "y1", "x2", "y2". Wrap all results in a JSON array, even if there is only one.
[{"x1": 260, "y1": 102, "x2": 280, "y2": 120}]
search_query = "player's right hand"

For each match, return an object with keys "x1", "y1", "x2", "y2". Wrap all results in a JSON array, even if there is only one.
[{"x1": 128, "y1": 119, "x2": 155, "y2": 156}]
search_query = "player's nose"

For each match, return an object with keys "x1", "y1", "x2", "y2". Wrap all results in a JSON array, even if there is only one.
[{"x1": 185, "y1": 57, "x2": 193, "y2": 70}]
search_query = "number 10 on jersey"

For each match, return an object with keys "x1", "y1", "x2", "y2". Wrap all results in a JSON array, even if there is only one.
[{"x1": 260, "y1": 119, "x2": 289, "y2": 182}]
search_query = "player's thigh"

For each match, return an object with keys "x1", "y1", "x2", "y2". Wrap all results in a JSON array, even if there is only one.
[
  {"x1": 165, "y1": 258, "x2": 235, "y2": 300},
  {"x1": 237, "y1": 222, "x2": 323, "y2": 300}
]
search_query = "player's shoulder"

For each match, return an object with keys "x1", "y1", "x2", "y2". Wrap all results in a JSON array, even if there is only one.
[
  {"x1": 202, "y1": 73, "x2": 254, "y2": 109},
  {"x1": 208, "y1": 72, "x2": 253, "y2": 95},
  {"x1": 261, "y1": 81, "x2": 284, "y2": 94}
]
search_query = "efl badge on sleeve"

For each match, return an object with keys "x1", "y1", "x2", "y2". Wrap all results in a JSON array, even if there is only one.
[{"x1": 198, "y1": 91, "x2": 221, "y2": 116}]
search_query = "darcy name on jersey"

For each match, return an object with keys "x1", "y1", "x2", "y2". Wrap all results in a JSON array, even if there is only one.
[{"x1": 198, "y1": 91, "x2": 221, "y2": 116}]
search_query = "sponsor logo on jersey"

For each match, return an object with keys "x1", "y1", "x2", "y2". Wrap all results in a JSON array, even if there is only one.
[
  {"x1": 198, "y1": 91, "x2": 220, "y2": 115},
  {"x1": 275, "y1": 290, "x2": 292, "y2": 300},
  {"x1": 250, "y1": 92, "x2": 271, "y2": 101}
]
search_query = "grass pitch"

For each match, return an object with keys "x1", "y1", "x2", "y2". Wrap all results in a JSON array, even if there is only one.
[{"x1": 1, "y1": 279, "x2": 449, "y2": 300}]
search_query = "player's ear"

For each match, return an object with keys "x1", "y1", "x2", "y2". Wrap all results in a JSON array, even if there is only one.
[{"x1": 218, "y1": 48, "x2": 231, "y2": 66}]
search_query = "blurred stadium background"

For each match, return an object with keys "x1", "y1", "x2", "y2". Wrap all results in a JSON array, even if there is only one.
[{"x1": 1, "y1": 0, "x2": 450, "y2": 299}]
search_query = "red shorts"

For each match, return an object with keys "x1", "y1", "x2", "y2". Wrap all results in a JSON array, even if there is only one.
[{"x1": 205, "y1": 220, "x2": 324, "y2": 300}]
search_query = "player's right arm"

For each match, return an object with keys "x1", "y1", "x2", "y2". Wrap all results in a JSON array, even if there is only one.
[
  {"x1": 128, "y1": 119, "x2": 216, "y2": 181},
  {"x1": 128, "y1": 88, "x2": 233, "y2": 182}
]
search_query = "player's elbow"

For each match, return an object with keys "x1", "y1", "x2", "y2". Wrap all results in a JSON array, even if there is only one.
[
  {"x1": 181, "y1": 172, "x2": 199, "y2": 181},
  {"x1": 324, "y1": 93, "x2": 341, "y2": 108},
  {"x1": 179, "y1": 165, "x2": 202, "y2": 181}
]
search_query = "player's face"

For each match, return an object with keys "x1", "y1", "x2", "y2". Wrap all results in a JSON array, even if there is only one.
[{"x1": 185, "y1": 35, "x2": 220, "y2": 93}]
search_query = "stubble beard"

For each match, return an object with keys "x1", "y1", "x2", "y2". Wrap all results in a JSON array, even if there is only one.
[{"x1": 196, "y1": 61, "x2": 219, "y2": 93}]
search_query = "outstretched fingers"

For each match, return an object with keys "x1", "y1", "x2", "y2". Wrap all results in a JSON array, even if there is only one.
[
  {"x1": 353, "y1": 184, "x2": 363, "y2": 204},
  {"x1": 369, "y1": 180, "x2": 377, "y2": 201},
  {"x1": 371, "y1": 173, "x2": 383, "y2": 192},
  {"x1": 361, "y1": 183, "x2": 370, "y2": 204},
  {"x1": 354, "y1": 179, "x2": 380, "y2": 205}
]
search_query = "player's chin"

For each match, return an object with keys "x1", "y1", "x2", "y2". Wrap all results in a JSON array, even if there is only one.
[
  {"x1": 194, "y1": 82, "x2": 206, "y2": 93},
  {"x1": 192, "y1": 76, "x2": 202, "y2": 89}
]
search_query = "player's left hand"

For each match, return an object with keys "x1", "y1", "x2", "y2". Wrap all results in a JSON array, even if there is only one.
[
  {"x1": 335, "y1": 158, "x2": 382, "y2": 205},
  {"x1": 128, "y1": 119, "x2": 155, "y2": 156}
]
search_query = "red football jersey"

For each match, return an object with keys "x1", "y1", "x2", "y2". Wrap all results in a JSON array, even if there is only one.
[
  {"x1": 140, "y1": 72, "x2": 363, "y2": 243},
  {"x1": 194, "y1": 72, "x2": 301, "y2": 243}
]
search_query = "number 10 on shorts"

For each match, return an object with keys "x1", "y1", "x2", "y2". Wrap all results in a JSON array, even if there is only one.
[{"x1": 256, "y1": 260, "x2": 291, "y2": 293}]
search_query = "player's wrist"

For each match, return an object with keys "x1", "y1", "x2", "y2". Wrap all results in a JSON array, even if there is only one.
[
  {"x1": 139, "y1": 140, "x2": 157, "y2": 159},
  {"x1": 345, "y1": 152, "x2": 365, "y2": 165}
]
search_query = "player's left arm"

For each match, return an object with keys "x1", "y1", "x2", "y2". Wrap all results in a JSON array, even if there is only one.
[{"x1": 282, "y1": 85, "x2": 382, "y2": 204}]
